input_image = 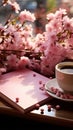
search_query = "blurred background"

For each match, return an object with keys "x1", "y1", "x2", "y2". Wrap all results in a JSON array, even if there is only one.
[{"x1": 0, "y1": 0, "x2": 73, "y2": 33}]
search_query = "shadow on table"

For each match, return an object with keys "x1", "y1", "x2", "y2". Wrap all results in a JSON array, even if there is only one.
[{"x1": 0, "y1": 114, "x2": 73, "y2": 130}]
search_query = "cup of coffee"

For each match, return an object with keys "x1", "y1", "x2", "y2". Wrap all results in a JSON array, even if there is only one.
[{"x1": 55, "y1": 61, "x2": 73, "y2": 93}]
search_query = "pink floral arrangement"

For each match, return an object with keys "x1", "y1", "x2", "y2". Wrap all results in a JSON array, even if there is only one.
[{"x1": 0, "y1": 0, "x2": 73, "y2": 77}]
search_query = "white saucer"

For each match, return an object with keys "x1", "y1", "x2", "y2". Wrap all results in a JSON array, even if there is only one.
[{"x1": 45, "y1": 78, "x2": 73, "y2": 102}]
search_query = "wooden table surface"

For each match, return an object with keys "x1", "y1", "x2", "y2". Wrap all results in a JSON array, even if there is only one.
[
  {"x1": 0, "y1": 69, "x2": 73, "y2": 129},
  {"x1": 0, "y1": 97, "x2": 73, "y2": 129}
]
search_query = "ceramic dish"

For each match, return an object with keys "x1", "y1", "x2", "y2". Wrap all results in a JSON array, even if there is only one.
[{"x1": 45, "y1": 78, "x2": 73, "y2": 102}]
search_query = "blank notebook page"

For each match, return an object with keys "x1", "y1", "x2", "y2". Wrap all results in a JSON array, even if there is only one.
[{"x1": 0, "y1": 69, "x2": 51, "y2": 113}]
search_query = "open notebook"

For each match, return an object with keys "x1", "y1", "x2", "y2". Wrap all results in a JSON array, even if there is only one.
[{"x1": 0, "y1": 68, "x2": 51, "y2": 113}]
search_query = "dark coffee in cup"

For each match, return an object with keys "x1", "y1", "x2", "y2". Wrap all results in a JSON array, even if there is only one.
[{"x1": 60, "y1": 66, "x2": 73, "y2": 74}]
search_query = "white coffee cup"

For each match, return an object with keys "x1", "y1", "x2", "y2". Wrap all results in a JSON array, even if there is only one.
[{"x1": 55, "y1": 61, "x2": 73, "y2": 93}]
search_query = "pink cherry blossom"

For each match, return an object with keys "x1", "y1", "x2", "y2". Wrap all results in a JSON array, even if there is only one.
[
  {"x1": 7, "y1": 54, "x2": 19, "y2": 69},
  {"x1": 19, "y1": 10, "x2": 35, "y2": 24},
  {"x1": 2, "y1": 0, "x2": 20, "y2": 13},
  {"x1": 0, "y1": 2, "x2": 73, "y2": 77}
]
